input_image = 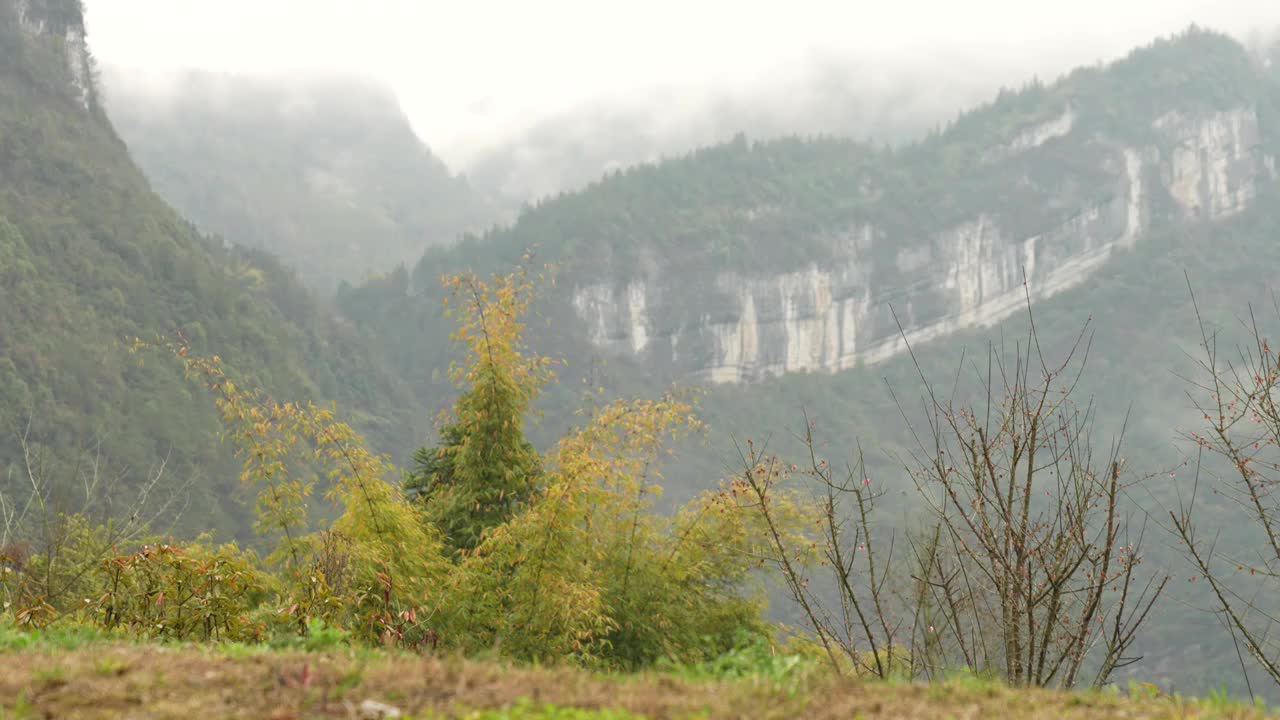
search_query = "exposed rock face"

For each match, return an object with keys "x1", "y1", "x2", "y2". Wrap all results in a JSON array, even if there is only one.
[
  {"x1": 12, "y1": 0, "x2": 37, "y2": 32},
  {"x1": 1154, "y1": 107, "x2": 1260, "y2": 219},
  {"x1": 984, "y1": 108, "x2": 1078, "y2": 162},
  {"x1": 8, "y1": 0, "x2": 94, "y2": 111},
  {"x1": 572, "y1": 107, "x2": 1272, "y2": 384},
  {"x1": 1010, "y1": 108, "x2": 1077, "y2": 153},
  {"x1": 62, "y1": 23, "x2": 91, "y2": 110}
]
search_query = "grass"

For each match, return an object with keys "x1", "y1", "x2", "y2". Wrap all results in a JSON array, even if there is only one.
[
  {"x1": 0, "y1": 622, "x2": 1271, "y2": 719},
  {"x1": 455, "y1": 701, "x2": 652, "y2": 719},
  {"x1": 1, "y1": 691, "x2": 33, "y2": 720},
  {"x1": 0, "y1": 640, "x2": 1276, "y2": 720},
  {"x1": 0, "y1": 620, "x2": 126, "y2": 651}
]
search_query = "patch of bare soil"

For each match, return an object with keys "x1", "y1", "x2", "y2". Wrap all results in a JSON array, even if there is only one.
[{"x1": 0, "y1": 645, "x2": 1271, "y2": 719}]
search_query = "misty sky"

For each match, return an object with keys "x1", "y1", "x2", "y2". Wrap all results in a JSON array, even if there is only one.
[{"x1": 85, "y1": 1, "x2": 1280, "y2": 167}]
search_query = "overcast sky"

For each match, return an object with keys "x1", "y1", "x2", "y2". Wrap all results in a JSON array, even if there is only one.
[{"x1": 84, "y1": 1, "x2": 1280, "y2": 167}]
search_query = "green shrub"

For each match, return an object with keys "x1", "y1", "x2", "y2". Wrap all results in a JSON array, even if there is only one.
[
  {"x1": 661, "y1": 632, "x2": 813, "y2": 682},
  {"x1": 92, "y1": 540, "x2": 269, "y2": 642}
]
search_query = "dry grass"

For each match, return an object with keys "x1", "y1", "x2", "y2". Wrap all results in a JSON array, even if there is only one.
[{"x1": 0, "y1": 644, "x2": 1273, "y2": 719}]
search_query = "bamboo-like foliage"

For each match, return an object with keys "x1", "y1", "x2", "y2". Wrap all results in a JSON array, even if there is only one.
[
  {"x1": 416, "y1": 267, "x2": 775, "y2": 666},
  {"x1": 406, "y1": 261, "x2": 554, "y2": 553},
  {"x1": 116, "y1": 265, "x2": 777, "y2": 664},
  {"x1": 130, "y1": 336, "x2": 448, "y2": 645},
  {"x1": 95, "y1": 540, "x2": 268, "y2": 642},
  {"x1": 444, "y1": 394, "x2": 714, "y2": 663}
]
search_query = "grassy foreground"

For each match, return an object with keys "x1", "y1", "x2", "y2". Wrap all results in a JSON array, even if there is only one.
[{"x1": 0, "y1": 640, "x2": 1273, "y2": 720}]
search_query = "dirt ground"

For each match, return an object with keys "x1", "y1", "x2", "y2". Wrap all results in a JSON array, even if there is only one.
[{"x1": 0, "y1": 644, "x2": 1272, "y2": 719}]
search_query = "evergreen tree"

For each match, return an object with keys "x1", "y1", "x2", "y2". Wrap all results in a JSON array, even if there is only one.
[{"x1": 404, "y1": 263, "x2": 552, "y2": 553}]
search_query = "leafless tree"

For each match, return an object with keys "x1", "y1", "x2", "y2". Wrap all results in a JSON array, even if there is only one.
[
  {"x1": 1170, "y1": 287, "x2": 1280, "y2": 690},
  {"x1": 733, "y1": 429, "x2": 904, "y2": 679},
  {"x1": 889, "y1": 309, "x2": 1166, "y2": 688},
  {"x1": 738, "y1": 299, "x2": 1166, "y2": 689},
  {"x1": 1, "y1": 412, "x2": 190, "y2": 614}
]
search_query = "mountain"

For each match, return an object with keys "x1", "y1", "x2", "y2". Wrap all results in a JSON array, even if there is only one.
[
  {"x1": 335, "y1": 27, "x2": 1280, "y2": 694},
  {"x1": 100, "y1": 68, "x2": 499, "y2": 291},
  {"x1": 437, "y1": 29, "x2": 1273, "y2": 385},
  {"x1": 341, "y1": 27, "x2": 1276, "y2": 417},
  {"x1": 0, "y1": 0, "x2": 423, "y2": 538},
  {"x1": 29, "y1": 6, "x2": 1280, "y2": 693}
]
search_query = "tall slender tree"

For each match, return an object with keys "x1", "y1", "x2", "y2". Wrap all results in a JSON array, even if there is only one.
[{"x1": 405, "y1": 261, "x2": 553, "y2": 554}]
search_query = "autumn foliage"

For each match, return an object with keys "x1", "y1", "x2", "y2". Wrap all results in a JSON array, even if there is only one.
[{"x1": 1, "y1": 264, "x2": 779, "y2": 668}]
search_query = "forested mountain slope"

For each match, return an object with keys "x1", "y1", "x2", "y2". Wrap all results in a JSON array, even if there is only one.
[
  {"x1": 101, "y1": 69, "x2": 499, "y2": 291},
  {"x1": 0, "y1": 0, "x2": 424, "y2": 538},
  {"x1": 340, "y1": 27, "x2": 1280, "y2": 437},
  {"x1": 334, "y1": 28, "x2": 1280, "y2": 695},
  {"x1": 409, "y1": 29, "x2": 1275, "y2": 381}
]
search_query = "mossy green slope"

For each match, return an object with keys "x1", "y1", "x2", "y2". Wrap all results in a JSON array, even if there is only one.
[{"x1": 0, "y1": 0, "x2": 423, "y2": 538}]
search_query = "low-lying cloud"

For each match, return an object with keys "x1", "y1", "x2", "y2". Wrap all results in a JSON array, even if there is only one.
[{"x1": 85, "y1": 0, "x2": 1280, "y2": 202}]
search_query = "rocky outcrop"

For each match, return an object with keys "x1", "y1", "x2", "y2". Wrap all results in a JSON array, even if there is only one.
[
  {"x1": 571, "y1": 107, "x2": 1272, "y2": 384},
  {"x1": 1153, "y1": 107, "x2": 1260, "y2": 219},
  {"x1": 62, "y1": 22, "x2": 91, "y2": 110},
  {"x1": 984, "y1": 108, "x2": 1078, "y2": 163},
  {"x1": 8, "y1": 0, "x2": 94, "y2": 110}
]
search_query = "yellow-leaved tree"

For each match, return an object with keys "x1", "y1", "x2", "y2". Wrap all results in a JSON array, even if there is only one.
[
  {"x1": 415, "y1": 263, "x2": 791, "y2": 667},
  {"x1": 405, "y1": 263, "x2": 554, "y2": 555},
  {"x1": 130, "y1": 261, "x2": 795, "y2": 665},
  {"x1": 131, "y1": 338, "x2": 449, "y2": 646}
]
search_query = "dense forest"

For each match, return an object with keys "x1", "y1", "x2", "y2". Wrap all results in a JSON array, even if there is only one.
[{"x1": 0, "y1": 0, "x2": 428, "y2": 539}]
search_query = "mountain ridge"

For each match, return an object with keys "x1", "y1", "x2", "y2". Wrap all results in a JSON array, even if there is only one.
[
  {"x1": 334, "y1": 27, "x2": 1275, "y2": 398},
  {"x1": 0, "y1": 0, "x2": 425, "y2": 538},
  {"x1": 101, "y1": 67, "x2": 499, "y2": 291}
]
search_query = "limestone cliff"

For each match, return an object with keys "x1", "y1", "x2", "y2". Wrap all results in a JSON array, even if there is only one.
[
  {"x1": 335, "y1": 29, "x2": 1276, "y2": 411},
  {"x1": 570, "y1": 104, "x2": 1269, "y2": 384}
]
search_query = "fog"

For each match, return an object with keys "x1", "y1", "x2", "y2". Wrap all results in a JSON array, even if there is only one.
[
  {"x1": 85, "y1": 1, "x2": 1280, "y2": 200},
  {"x1": 461, "y1": 52, "x2": 1082, "y2": 201}
]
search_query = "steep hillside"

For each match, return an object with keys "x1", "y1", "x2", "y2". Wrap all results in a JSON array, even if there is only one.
[
  {"x1": 100, "y1": 69, "x2": 498, "y2": 291},
  {"x1": 435, "y1": 30, "x2": 1274, "y2": 385},
  {"x1": 341, "y1": 28, "x2": 1279, "y2": 425},
  {"x1": 0, "y1": 0, "x2": 423, "y2": 538},
  {"x1": 335, "y1": 27, "x2": 1280, "y2": 696}
]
